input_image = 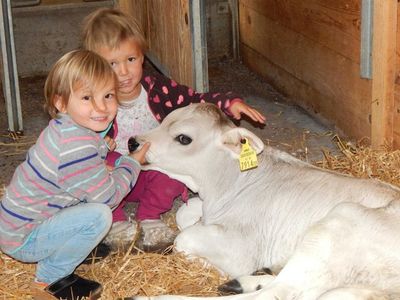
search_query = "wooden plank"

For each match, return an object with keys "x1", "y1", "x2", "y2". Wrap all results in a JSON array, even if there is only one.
[
  {"x1": 241, "y1": 44, "x2": 369, "y2": 139},
  {"x1": 239, "y1": 4, "x2": 371, "y2": 139},
  {"x1": 239, "y1": 0, "x2": 361, "y2": 63},
  {"x1": 117, "y1": 0, "x2": 148, "y2": 40},
  {"x1": 394, "y1": 84, "x2": 400, "y2": 149},
  {"x1": 371, "y1": 0, "x2": 397, "y2": 148},
  {"x1": 147, "y1": 0, "x2": 193, "y2": 87},
  {"x1": 117, "y1": 0, "x2": 193, "y2": 87},
  {"x1": 393, "y1": 3, "x2": 400, "y2": 149}
]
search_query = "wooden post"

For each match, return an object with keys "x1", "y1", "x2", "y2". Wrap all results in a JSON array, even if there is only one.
[{"x1": 371, "y1": 0, "x2": 397, "y2": 149}]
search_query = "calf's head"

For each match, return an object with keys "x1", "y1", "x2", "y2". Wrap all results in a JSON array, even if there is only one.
[{"x1": 136, "y1": 103, "x2": 264, "y2": 192}]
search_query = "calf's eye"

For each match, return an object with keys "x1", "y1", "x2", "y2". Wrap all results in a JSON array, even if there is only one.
[{"x1": 175, "y1": 134, "x2": 192, "y2": 145}]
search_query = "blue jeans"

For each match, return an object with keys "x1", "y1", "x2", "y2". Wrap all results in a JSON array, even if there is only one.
[{"x1": 7, "y1": 203, "x2": 112, "y2": 284}]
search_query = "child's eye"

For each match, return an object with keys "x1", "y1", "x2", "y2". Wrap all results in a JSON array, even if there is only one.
[
  {"x1": 128, "y1": 57, "x2": 136, "y2": 62},
  {"x1": 82, "y1": 95, "x2": 91, "y2": 101},
  {"x1": 110, "y1": 61, "x2": 117, "y2": 68},
  {"x1": 105, "y1": 93, "x2": 115, "y2": 100}
]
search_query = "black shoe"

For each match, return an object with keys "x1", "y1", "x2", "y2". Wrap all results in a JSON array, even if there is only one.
[
  {"x1": 45, "y1": 273, "x2": 102, "y2": 300},
  {"x1": 82, "y1": 242, "x2": 111, "y2": 265}
]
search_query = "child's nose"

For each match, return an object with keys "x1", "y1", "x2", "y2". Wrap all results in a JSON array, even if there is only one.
[
  {"x1": 119, "y1": 63, "x2": 128, "y2": 76},
  {"x1": 94, "y1": 99, "x2": 107, "y2": 112}
]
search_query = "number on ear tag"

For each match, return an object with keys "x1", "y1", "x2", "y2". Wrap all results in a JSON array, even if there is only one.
[{"x1": 239, "y1": 138, "x2": 258, "y2": 171}]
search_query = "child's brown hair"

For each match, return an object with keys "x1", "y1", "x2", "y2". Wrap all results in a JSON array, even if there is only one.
[
  {"x1": 81, "y1": 8, "x2": 148, "y2": 53},
  {"x1": 44, "y1": 49, "x2": 118, "y2": 118}
]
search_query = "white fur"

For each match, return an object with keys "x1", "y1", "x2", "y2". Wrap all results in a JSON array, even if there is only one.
[
  {"x1": 134, "y1": 103, "x2": 400, "y2": 300},
  {"x1": 175, "y1": 197, "x2": 203, "y2": 231}
]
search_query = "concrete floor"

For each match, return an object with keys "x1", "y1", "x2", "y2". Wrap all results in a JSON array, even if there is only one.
[
  {"x1": 208, "y1": 60, "x2": 341, "y2": 161},
  {"x1": 0, "y1": 60, "x2": 341, "y2": 188}
]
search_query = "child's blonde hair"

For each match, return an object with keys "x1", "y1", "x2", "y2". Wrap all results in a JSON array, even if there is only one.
[
  {"x1": 81, "y1": 8, "x2": 148, "y2": 53},
  {"x1": 44, "y1": 49, "x2": 118, "y2": 118}
]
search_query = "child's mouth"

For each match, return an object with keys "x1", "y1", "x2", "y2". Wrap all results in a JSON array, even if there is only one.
[
  {"x1": 119, "y1": 79, "x2": 132, "y2": 88},
  {"x1": 91, "y1": 116, "x2": 108, "y2": 122}
]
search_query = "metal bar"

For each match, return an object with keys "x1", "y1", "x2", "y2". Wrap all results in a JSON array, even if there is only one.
[
  {"x1": 0, "y1": 0, "x2": 23, "y2": 133},
  {"x1": 189, "y1": 0, "x2": 209, "y2": 92},
  {"x1": 229, "y1": 0, "x2": 240, "y2": 61},
  {"x1": 360, "y1": 0, "x2": 373, "y2": 79},
  {"x1": 11, "y1": 0, "x2": 40, "y2": 8}
]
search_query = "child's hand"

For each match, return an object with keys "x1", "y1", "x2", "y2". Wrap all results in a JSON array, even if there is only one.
[
  {"x1": 105, "y1": 163, "x2": 114, "y2": 172},
  {"x1": 104, "y1": 136, "x2": 117, "y2": 151},
  {"x1": 129, "y1": 142, "x2": 150, "y2": 165},
  {"x1": 230, "y1": 101, "x2": 266, "y2": 124}
]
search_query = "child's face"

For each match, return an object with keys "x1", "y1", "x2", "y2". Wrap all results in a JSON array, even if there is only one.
[
  {"x1": 56, "y1": 80, "x2": 118, "y2": 132},
  {"x1": 97, "y1": 38, "x2": 144, "y2": 102}
]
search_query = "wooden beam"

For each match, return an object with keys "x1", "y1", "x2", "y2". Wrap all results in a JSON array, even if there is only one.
[
  {"x1": 371, "y1": 0, "x2": 397, "y2": 149},
  {"x1": 393, "y1": 4, "x2": 400, "y2": 149}
]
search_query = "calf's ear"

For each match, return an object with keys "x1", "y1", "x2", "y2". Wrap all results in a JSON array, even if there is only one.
[{"x1": 221, "y1": 127, "x2": 264, "y2": 156}]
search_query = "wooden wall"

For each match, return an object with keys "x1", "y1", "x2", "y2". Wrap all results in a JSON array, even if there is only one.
[
  {"x1": 239, "y1": 0, "x2": 400, "y2": 149},
  {"x1": 371, "y1": 0, "x2": 397, "y2": 149},
  {"x1": 239, "y1": 0, "x2": 372, "y2": 143},
  {"x1": 117, "y1": 0, "x2": 194, "y2": 88},
  {"x1": 117, "y1": 0, "x2": 400, "y2": 148},
  {"x1": 394, "y1": 4, "x2": 400, "y2": 149}
]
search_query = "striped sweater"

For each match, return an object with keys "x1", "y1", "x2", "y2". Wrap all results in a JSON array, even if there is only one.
[{"x1": 0, "y1": 114, "x2": 141, "y2": 253}]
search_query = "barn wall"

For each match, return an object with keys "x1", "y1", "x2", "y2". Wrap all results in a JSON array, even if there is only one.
[
  {"x1": 115, "y1": 0, "x2": 148, "y2": 40},
  {"x1": 117, "y1": 0, "x2": 194, "y2": 88},
  {"x1": 239, "y1": 0, "x2": 373, "y2": 142},
  {"x1": 10, "y1": 0, "x2": 112, "y2": 77},
  {"x1": 206, "y1": 1, "x2": 234, "y2": 61},
  {"x1": 119, "y1": 0, "x2": 400, "y2": 148},
  {"x1": 394, "y1": 4, "x2": 400, "y2": 149},
  {"x1": 369, "y1": 1, "x2": 397, "y2": 149}
]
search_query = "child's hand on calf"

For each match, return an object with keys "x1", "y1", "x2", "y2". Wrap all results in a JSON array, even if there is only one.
[
  {"x1": 129, "y1": 142, "x2": 150, "y2": 165},
  {"x1": 104, "y1": 136, "x2": 116, "y2": 151}
]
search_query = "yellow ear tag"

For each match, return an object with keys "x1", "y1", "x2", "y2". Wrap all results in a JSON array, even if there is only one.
[{"x1": 239, "y1": 138, "x2": 258, "y2": 171}]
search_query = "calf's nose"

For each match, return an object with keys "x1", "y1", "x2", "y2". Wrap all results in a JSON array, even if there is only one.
[{"x1": 128, "y1": 137, "x2": 140, "y2": 153}]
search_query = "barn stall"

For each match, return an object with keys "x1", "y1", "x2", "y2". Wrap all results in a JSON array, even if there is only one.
[
  {"x1": 117, "y1": 0, "x2": 400, "y2": 150},
  {"x1": 3, "y1": 0, "x2": 399, "y2": 149},
  {"x1": 1, "y1": 0, "x2": 400, "y2": 298}
]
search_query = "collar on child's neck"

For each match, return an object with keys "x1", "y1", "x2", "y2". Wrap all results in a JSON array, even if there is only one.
[
  {"x1": 119, "y1": 85, "x2": 144, "y2": 108},
  {"x1": 119, "y1": 86, "x2": 145, "y2": 108},
  {"x1": 99, "y1": 122, "x2": 113, "y2": 138},
  {"x1": 119, "y1": 98, "x2": 137, "y2": 108}
]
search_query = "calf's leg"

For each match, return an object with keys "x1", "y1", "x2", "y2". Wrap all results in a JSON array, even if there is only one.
[
  {"x1": 175, "y1": 197, "x2": 203, "y2": 231},
  {"x1": 175, "y1": 223, "x2": 257, "y2": 277}
]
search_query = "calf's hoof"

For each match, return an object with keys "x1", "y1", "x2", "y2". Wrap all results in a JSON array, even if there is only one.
[
  {"x1": 218, "y1": 279, "x2": 243, "y2": 295},
  {"x1": 251, "y1": 267, "x2": 273, "y2": 276}
]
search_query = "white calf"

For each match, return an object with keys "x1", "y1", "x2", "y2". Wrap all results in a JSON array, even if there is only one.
[{"x1": 132, "y1": 103, "x2": 400, "y2": 300}]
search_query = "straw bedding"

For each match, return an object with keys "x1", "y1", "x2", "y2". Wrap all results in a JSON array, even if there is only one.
[{"x1": 1, "y1": 134, "x2": 400, "y2": 299}]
